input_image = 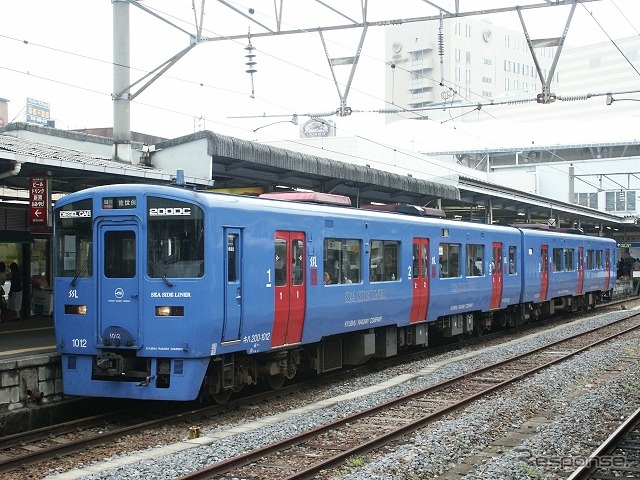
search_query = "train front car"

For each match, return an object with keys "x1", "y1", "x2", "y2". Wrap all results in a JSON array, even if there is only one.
[{"x1": 54, "y1": 186, "x2": 210, "y2": 401}]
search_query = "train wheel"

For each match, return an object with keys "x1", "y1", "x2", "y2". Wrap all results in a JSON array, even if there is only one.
[
  {"x1": 212, "y1": 389, "x2": 232, "y2": 404},
  {"x1": 268, "y1": 373, "x2": 286, "y2": 390}
]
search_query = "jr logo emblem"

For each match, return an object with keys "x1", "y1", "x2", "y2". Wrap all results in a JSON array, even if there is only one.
[{"x1": 115, "y1": 288, "x2": 125, "y2": 299}]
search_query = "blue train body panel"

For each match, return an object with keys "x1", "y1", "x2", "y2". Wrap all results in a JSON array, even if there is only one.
[
  {"x1": 518, "y1": 229, "x2": 616, "y2": 304},
  {"x1": 52, "y1": 184, "x2": 616, "y2": 401}
]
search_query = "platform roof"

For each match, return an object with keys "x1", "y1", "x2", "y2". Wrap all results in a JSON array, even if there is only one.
[
  {"x1": 156, "y1": 130, "x2": 460, "y2": 206},
  {"x1": 0, "y1": 123, "x2": 637, "y2": 238}
]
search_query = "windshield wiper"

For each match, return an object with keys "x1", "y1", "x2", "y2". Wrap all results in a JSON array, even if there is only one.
[
  {"x1": 150, "y1": 253, "x2": 176, "y2": 287},
  {"x1": 71, "y1": 256, "x2": 89, "y2": 286},
  {"x1": 162, "y1": 254, "x2": 175, "y2": 287}
]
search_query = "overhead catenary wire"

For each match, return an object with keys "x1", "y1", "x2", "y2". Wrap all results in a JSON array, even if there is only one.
[{"x1": 0, "y1": 0, "x2": 638, "y2": 188}]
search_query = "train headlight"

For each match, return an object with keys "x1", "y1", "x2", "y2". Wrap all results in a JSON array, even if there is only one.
[
  {"x1": 65, "y1": 305, "x2": 87, "y2": 315},
  {"x1": 155, "y1": 306, "x2": 185, "y2": 317}
]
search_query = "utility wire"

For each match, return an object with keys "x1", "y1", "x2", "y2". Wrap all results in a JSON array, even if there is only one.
[
  {"x1": 579, "y1": 0, "x2": 640, "y2": 77},
  {"x1": 0, "y1": 1, "x2": 636, "y2": 192}
]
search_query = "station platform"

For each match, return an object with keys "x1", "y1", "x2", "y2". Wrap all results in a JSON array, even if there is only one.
[
  {"x1": 0, "y1": 315, "x2": 63, "y2": 426},
  {"x1": 0, "y1": 314, "x2": 56, "y2": 359}
]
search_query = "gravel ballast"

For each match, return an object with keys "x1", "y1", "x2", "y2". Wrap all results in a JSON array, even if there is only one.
[{"x1": 45, "y1": 306, "x2": 640, "y2": 480}]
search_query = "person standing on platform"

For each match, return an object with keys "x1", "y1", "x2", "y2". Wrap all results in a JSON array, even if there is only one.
[
  {"x1": 0, "y1": 263, "x2": 6, "y2": 314},
  {"x1": 7, "y1": 262, "x2": 22, "y2": 321}
]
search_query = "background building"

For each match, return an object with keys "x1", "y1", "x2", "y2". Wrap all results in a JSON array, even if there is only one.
[{"x1": 384, "y1": 17, "x2": 640, "y2": 123}]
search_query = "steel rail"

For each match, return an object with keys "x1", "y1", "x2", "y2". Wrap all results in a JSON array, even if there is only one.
[
  {"x1": 177, "y1": 314, "x2": 640, "y2": 480},
  {"x1": 567, "y1": 406, "x2": 640, "y2": 480}
]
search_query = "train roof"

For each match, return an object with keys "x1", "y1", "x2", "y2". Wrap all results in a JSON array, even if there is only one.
[
  {"x1": 258, "y1": 191, "x2": 352, "y2": 206},
  {"x1": 54, "y1": 184, "x2": 616, "y2": 242},
  {"x1": 53, "y1": 184, "x2": 514, "y2": 233}
]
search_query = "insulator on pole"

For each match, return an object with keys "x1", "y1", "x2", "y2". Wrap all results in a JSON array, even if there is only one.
[{"x1": 245, "y1": 28, "x2": 257, "y2": 97}]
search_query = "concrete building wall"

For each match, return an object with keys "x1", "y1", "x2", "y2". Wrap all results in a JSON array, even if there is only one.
[
  {"x1": 385, "y1": 18, "x2": 557, "y2": 122},
  {"x1": 492, "y1": 156, "x2": 640, "y2": 220}
]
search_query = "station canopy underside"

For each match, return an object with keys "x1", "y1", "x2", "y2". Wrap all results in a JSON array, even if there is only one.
[{"x1": 0, "y1": 127, "x2": 636, "y2": 237}]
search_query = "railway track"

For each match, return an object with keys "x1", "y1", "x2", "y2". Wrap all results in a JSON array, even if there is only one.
[
  {"x1": 0, "y1": 299, "x2": 633, "y2": 477},
  {"x1": 0, "y1": 359, "x2": 432, "y2": 475},
  {"x1": 177, "y1": 312, "x2": 640, "y2": 480},
  {"x1": 0, "y1": 407, "x2": 180, "y2": 475},
  {"x1": 567, "y1": 406, "x2": 640, "y2": 480}
]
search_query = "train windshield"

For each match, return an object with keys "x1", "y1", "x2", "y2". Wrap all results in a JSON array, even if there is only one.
[
  {"x1": 147, "y1": 197, "x2": 204, "y2": 279},
  {"x1": 54, "y1": 198, "x2": 93, "y2": 279}
]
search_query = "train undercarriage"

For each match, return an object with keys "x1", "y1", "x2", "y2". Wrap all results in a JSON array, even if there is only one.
[{"x1": 200, "y1": 289, "x2": 612, "y2": 403}]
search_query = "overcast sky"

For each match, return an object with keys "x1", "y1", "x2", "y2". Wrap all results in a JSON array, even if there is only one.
[{"x1": 1, "y1": 0, "x2": 639, "y2": 151}]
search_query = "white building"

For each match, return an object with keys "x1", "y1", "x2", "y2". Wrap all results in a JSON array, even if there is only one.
[{"x1": 384, "y1": 17, "x2": 640, "y2": 123}]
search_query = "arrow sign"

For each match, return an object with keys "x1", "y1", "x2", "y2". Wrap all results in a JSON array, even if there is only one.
[{"x1": 30, "y1": 177, "x2": 49, "y2": 226}]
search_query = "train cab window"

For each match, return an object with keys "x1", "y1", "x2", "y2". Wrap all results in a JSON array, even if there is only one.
[
  {"x1": 105, "y1": 230, "x2": 136, "y2": 278},
  {"x1": 370, "y1": 240, "x2": 399, "y2": 282},
  {"x1": 147, "y1": 197, "x2": 204, "y2": 279},
  {"x1": 439, "y1": 243, "x2": 461, "y2": 278},
  {"x1": 553, "y1": 248, "x2": 563, "y2": 272},
  {"x1": 466, "y1": 244, "x2": 484, "y2": 277},
  {"x1": 54, "y1": 198, "x2": 93, "y2": 279},
  {"x1": 508, "y1": 246, "x2": 517, "y2": 274},
  {"x1": 565, "y1": 248, "x2": 575, "y2": 271},
  {"x1": 324, "y1": 238, "x2": 361, "y2": 285}
]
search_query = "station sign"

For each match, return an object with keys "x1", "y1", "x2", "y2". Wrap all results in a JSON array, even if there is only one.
[
  {"x1": 29, "y1": 177, "x2": 50, "y2": 226},
  {"x1": 301, "y1": 118, "x2": 336, "y2": 138},
  {"x1": 26, "y1": 98, "x2": 51, "y2": 126}
]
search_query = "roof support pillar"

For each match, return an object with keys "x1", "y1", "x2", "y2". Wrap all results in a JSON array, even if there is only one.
[
  {"x1": 485, "y1": 198, "x2": 493, "y2": 224},
  {"x1": 113, "y1": 0, "x2": 131, "y2": 149}
]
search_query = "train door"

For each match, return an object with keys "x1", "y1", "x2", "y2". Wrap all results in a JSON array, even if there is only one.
[
  {"x1": 97, "y1": 221, "x2": 140, "y2": 346},
  {"x1": 540, "y1": 245, "x2": 549, "y2": 301},
  {"x1": 222, "y1": 228, "x2": 243, "y2": 342},
  {"x1": 271, "y1": 231, "x2": 306, "y2": 347},
  {"x1": 605, "y1": 248, "x2": 611, "y2": 290},
  {"x1": 410, "y1": 238, "x2": 429, "y2": 323},
  {"x1": 577, "y1": 246, "x2": 584, "y2": 295},
  {"x1": 490, "y1": 242, "x2": 503, "y2": 309}
]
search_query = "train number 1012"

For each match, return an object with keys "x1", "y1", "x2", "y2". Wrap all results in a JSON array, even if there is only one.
[{"x1": 72, "y1": 338, "x2": 88, "y2": 348}]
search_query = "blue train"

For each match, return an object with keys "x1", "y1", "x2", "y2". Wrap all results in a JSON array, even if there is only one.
[{"x1": 53, "y1": 184, "x2": 616, "y2": 401}]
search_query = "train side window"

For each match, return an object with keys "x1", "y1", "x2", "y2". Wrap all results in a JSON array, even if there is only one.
[
  {"x1": 275, "y1": 239, "x2": 287, "y2": 286},
  {"x1": 541, "y1": 247, "x2": 548, "y2": 274},
  {"x1": 421, "y1": 244, "x2": 428, "y2": 278},
  {"x1": 565, "y1": 248, "x2": 575, "y2": 271},
  {"x1": 552, "y1": 248, "x2": 563, "y2": 272},
  {"x1": 325, "y1": 238, "x2": 361, "y2": 285},
  {"x1": 439, "y1": 243, "x2": 461, "y2": 278},
  {"x1": 370, "y1": 240, "x2": 399, "y2": 282},
  {"x1": 466, "y1": 244, "x2": 484, "y2": 277},
  {"x1": 586, "y1": 249, "x2": 595, "y2": 269},
  {"x1": 227, "y1": 234, "x2": 238, "y2": 282},
  {"x1": 596, "y1": 250, "x2": 603, "y2": 269},
  {"x1": 508, "y1": 246, "x2": 517, "y2": 274},
  {"x1": 292, "y1": 239, "x2": 304, "y2": 285}
]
